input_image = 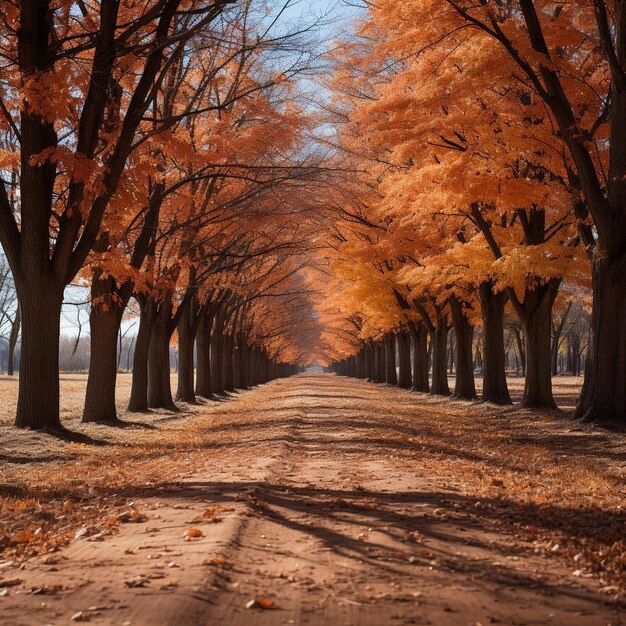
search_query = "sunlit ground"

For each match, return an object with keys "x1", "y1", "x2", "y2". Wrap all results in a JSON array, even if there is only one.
[{"x1": 0, "y1": 371, "x2": 584, "y2": 426}]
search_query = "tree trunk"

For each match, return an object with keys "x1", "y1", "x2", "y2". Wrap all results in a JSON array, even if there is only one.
[
  {"x1": 513, "y1": 327, "x2": 526, "y2": 377},
  {"x1": 551, "y1": 338, "x2": 559, "y2": 375},
  {"x1": 519, "y1": 282, "x2": 559, "y2": 409},
  {"x1": 176, "y1": 301, "x2": 196, "y2": 403},
  {"x1": 363, "y1": 345, "x2": 373, "y2": 380},
  {"x1": 248, "y1": 347, "x2": 258, "y2": 386},
  {"x1": 385, "y1": 333, "x2": 397, "y2": 384},
  {"x1": 128, "y1": 299, "x2": 155, "y2": 412},
  {"x1": 14, "y1": 283, "x2": 64, "y2": 429},
  {"x1": 478, "y1": 283, "x2": 511, "y2": 404},
  {"x1": 147, "y1": 305, "x2": 178, "y2": 411},
  {"x1": 7, "y1": 302, "x2": 20, "y2": 376},
  {"x1": 195, "y1": 309, "x2": 213, "y2": 398},
  {"x1": 411, "y1": 325, "x2": 429, "y2": 392},
  {"x1": 448, "y1": 331, "x2": 455, "y2": 374},
  {"x1": 474, "y1": 339, "x2": 482, "y2": 373},
  {"x1": 211, "y1": 312, "x2": 225, "y2": 395},
  {"x1": 357, "y1": 350, "x2": 365, "y2": 379},
  {"x1": 397, "y1": 331, "x2": 412, "y2": 388},
  {"x1": 237, "y1": 338, "x2": 248, "y2": 388},
  {"x1": 568, "y1": 331, "x2": 581, "y2": 376},
  {"x1": 233, "y1": 343, "x2": 241, "y2": 388},
  {"x1": 223, "y1": 335, "x2": 235, "y2": 391},
  {"x1": 373, "y1": 341, "x2": 384, "y2": 383},
  {"x1": 550, "y1": 304, "x2": 570, "y2": 377},
  {"x1": 83, "y1": 300, "x2": 125, "y2": 422},
  {"x1": 431, "y1": 317, "x2": 450, "y2": 396},
  {"x1": 576, "y1": 256, "x2": 626, "y2": 422},
  {"x1": 449, "y1": 296, "x2": 476, "y2": 400}
]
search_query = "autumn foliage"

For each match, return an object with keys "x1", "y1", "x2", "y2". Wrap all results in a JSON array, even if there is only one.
[
  {"x1": 0, "y1": 1, "x2": 626, "y2": 427},
  {"x1": 312, "y1": 0, "x2": 626, "y2": 425}
]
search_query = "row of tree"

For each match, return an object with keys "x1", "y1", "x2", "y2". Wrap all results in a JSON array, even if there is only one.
[
  {"x1": 3, "y1": 0, "x2": 626, "y2": 427},
  {"x1": 0, "y1": 0, "x2": 325, "y2": 430},
  {"x1": 315, "y1": 0, "x2": 625, "y2": 423}
]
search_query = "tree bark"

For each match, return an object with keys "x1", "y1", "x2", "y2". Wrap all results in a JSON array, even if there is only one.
[
  {"x1": 431, "y1": 317, "x2": 450, "y2": 396},
  {"x1": 223, "y1": 334, "x2": 235, "y2": 391},
  {"x1": 551, "y1": 302, "x2": 571, "y2": 375},
  {"x1": 449, "y1": 296, "x2": 476, "y2": 400},
  {"x1": 397, "y1": 331, "x2": 412, "y2": 388},
  {"x1": 518, "y1": 281, "x2": 560, "y2": 409},
  {"x1": 512, "y1": 326, "x2": 526, "y2": 377},
  {"x1": 568, "y1": 330, "x2": 581, "y2": 376},
  {"x1": 237, "y1": 337, "x2": 248, "y2": 388},
  {"x1": 7, "y1": 302, "x2": 20, "y2": 376},
  {"x1": 373, "y1": 341, "x2": 384, "y2": 383},
  {"x1": 411, "y1": 324, "x2": 429, "y2": 392},
  {"x1": 478, "y1": 283, "x2": 511, "y2": 404},
  {"x1": 248, "y1": 347, "x2": 258, "y2": 386},
  {"x1": 176, "y1": 297, "x2": 197, "y2": 403},
  {"x1": 576, "y1": 256, "x2": 626, "y2": 421},
  {"x1": 14, "y1": 283, "x2": 64, "y2": 429},
  {"x1": 128, "y1": 298, "x2": 155, "y2": 412},
  {"x1": 211, "y1": 303, "x2": 227, "y2": 394},
  {"x1": 147, "y1": 301, "x2": 178, "y2": 411},
  {"x1": 385, "y1": 333, "x2": 397, "y2": 385},
  {"x1": 363, "y1": 344, "x2": 373, "y2": 380},
  {"x1": 195, "y1": 308, "x2": 213, "y2": 398},
  {"x1": 83, "y1": 298, "x2": 125, "y2": 422},
  {"x1": 551, "y1": 338, "x2": 559, "y2": 375}
]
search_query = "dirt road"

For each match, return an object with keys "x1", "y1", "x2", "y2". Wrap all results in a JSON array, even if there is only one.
[{"x1": 1, "y1": 374, "x2": 623, "y2": 625}]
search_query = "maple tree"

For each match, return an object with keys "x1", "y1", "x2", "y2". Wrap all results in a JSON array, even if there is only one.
[
  {"x1": 81, "y1": 1, "x2": 318, "y2": 421},
  {"x1": 0, "y1": 0, "x2": 237, "y2": 429},
  {"x1": 1, "y1": 0, "x2": 625, "y2": 431},
  {"x1": 346, "y1": 0, "x2": 619, "y2": 419},
  {"x1": 315, "y1": 0, "x2": 602, "y2": 414}
]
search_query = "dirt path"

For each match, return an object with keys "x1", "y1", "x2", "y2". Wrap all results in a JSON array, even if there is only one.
[{"x1": 1, "y1": 374, "x2": 623, "y2": 625}]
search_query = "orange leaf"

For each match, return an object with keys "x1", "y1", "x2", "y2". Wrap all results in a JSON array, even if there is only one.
[
  {"x1": 257, "y1": 598, "x2": 276, "y2": 610},
  {"x1": 10, "y1": 531, "x2": 36, "y2": 544}
]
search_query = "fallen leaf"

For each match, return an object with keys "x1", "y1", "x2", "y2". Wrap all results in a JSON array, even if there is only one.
[
  {"x1": 10, "y1": 531, "x2": 36, "y2": 544},
  {"x1": 124, "y1": 575, "x2": 149, "y2": 588},
  {"x1": 257, "y1": 598, "x2": 276, "y2": 609},
  {"x1": 117, "y1": 510, "x2": 147, "y2": 524},
  {"x1": 71, "y1": 611, "x2": 89, "y2": 622},
  {"x1": 246, "y1": 597, "x2": 276, "y2": 609}
]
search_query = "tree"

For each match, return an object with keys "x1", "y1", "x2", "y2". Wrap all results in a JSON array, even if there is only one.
[
  {"x1": 385, "y1": 0, "x2": 623, "y2": 420},
  {"x1": 0, "y1": 0, "x2": 236, "y2": 430},
  {"x1": 81, "y1": 0, "x2": 320, "y2": 422}
]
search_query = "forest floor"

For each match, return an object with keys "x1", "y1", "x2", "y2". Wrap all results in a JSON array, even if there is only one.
[{"x1": 0, "y1": 373, "x2": 624, "y2": 625}]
